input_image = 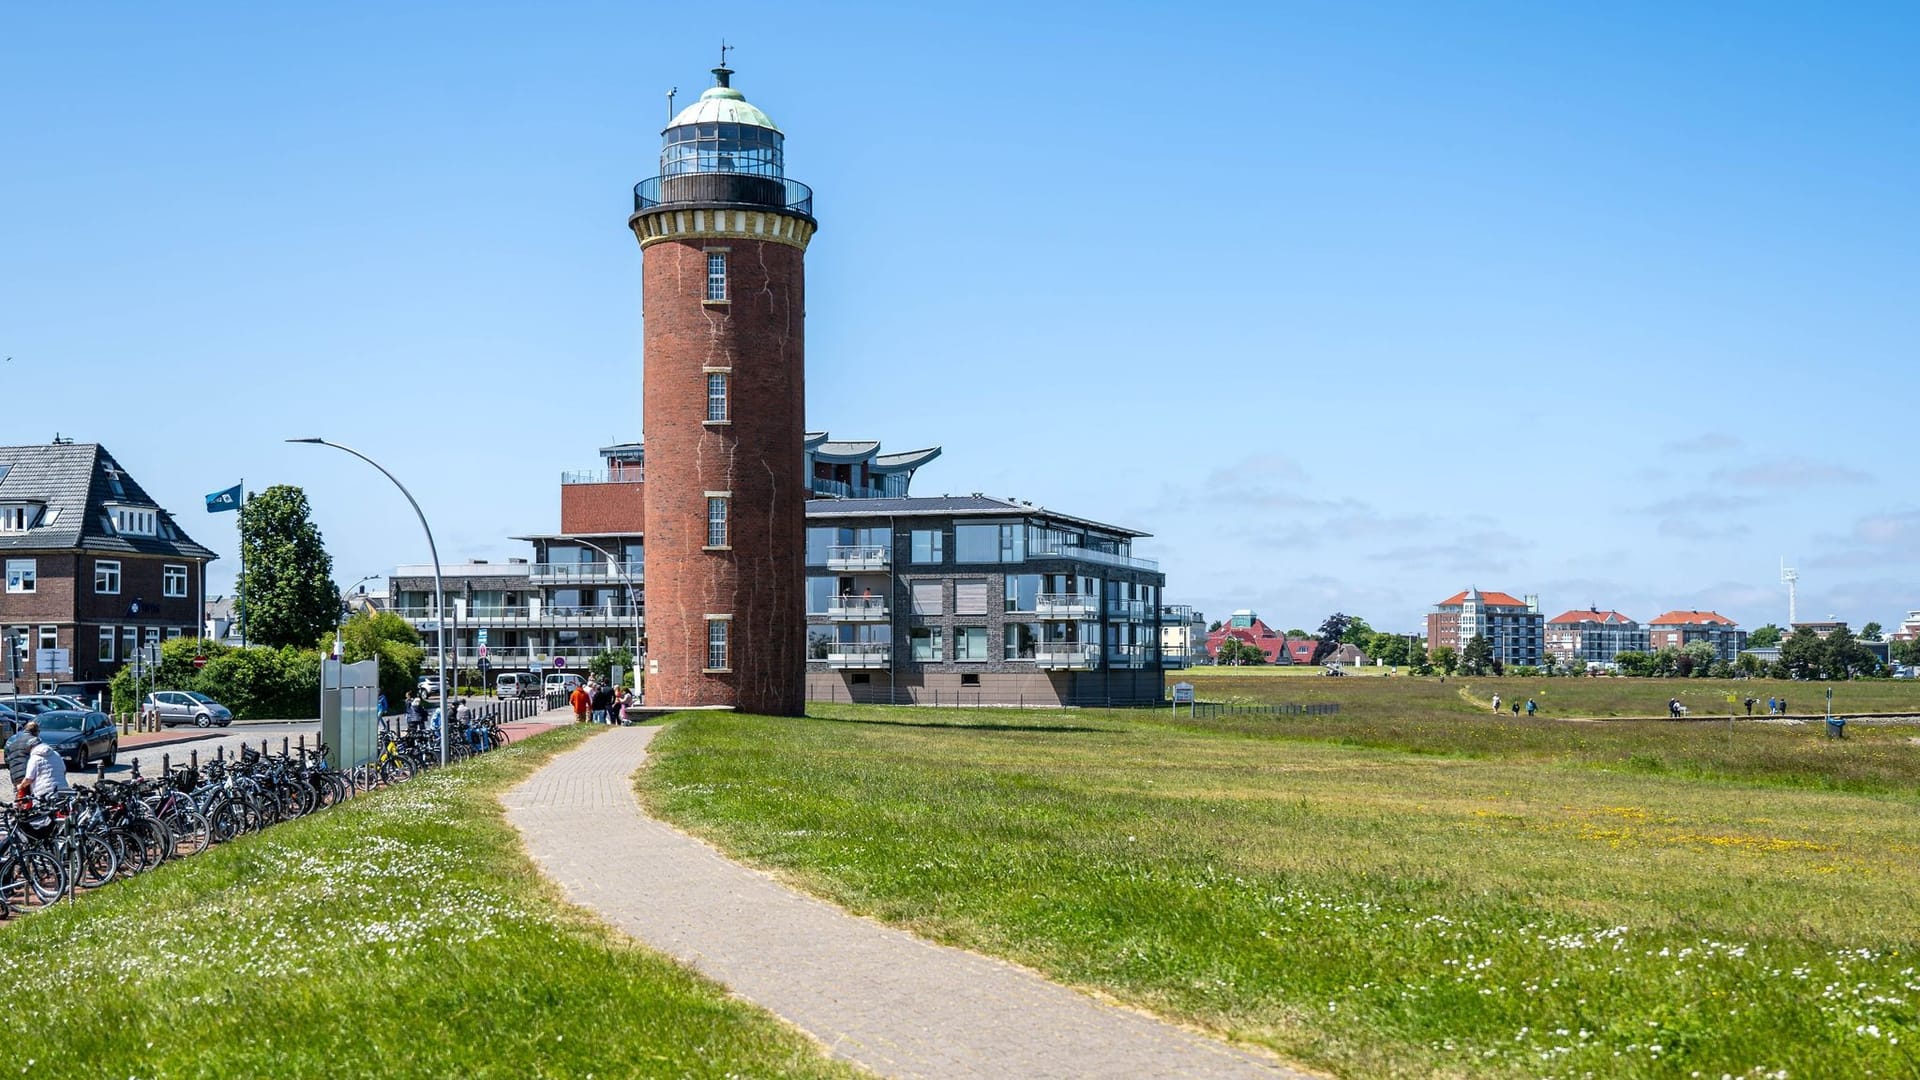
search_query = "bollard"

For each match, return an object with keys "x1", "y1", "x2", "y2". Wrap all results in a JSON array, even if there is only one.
[
  {"x1": 163, "y1": 753, "x2": 171, "y2": 775},
  {"x1": 216, "y1": 746, "x2": 224, "y2": 763},
  {"x1": 261, "y1": 739, "x2": 268, "y2": 758},
  {"x1": 97, "y1": 760, "x2": 107, "y2": 780},
  {"x1": 282, "y1": 736, "x2": 289, "y2": 756},
  {"x1": 190, "y1": 749, "x2": 197, "y2": 770},
  {"x1": 298, "y1": 735, "x2": 305, "y2": 753},
  {"x1": 132, "y1": 758, "x2": 142, "y2": 780}
]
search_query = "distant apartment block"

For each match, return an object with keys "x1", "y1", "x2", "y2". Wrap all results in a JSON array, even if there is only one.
[
  {"x1": 1891, "y1": 611, "x2": 1920, "y2": 643},
  {"x1": 1544, "y1": 608, "x2": 1647, "y2": 668},
  {"x1": 1205, "y1": 610, "x2": 1287, "y2": 664},
  {"x1": 1427, "y1": 588, "x2": 1544, "y2": 668},
  {"x1": 1647, "y1": 610, "x2": 1747, "y2": 663}
]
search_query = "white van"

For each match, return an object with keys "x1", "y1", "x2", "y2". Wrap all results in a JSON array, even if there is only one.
[
  {"x1": 495, "y1": 672, "x2": 539, "y2": 699},
  {"x1": 543, "y1": 672, "x2": 584, "y2": 697}
]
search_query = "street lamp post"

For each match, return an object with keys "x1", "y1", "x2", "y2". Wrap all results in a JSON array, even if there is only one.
[
  {"x1": 288, "y1": 439, "x2": 448, "y2": 767},
  {"x1": 566, "y1": 538, "x2": 642, "y2": 690}
]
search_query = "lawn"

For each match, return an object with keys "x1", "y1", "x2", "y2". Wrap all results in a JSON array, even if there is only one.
[
  {"x1": 642, "y1": 705, "x2": 1920, "y2": 1079},
  {"x1": 1185, "y1": 667, "x2": 1920, "y2": 719},
  {"x1": 0, "y1": 726, "x2": 861, "y2": 1079}
]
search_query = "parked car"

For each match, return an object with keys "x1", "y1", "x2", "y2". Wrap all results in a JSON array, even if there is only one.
[
  {"x1": 33, "y1": 709, "x2": 118, "y2": 769},
  {"x1": 418, "y1": 675, "x2": 442, "y2": 699},
  {"x1": 143, "y1": 690, "x2": 234, "y2": 728},
  {"x1": 494, "y1": 672, "x2": 538, "y2": 699},
  {"x1": 7, "y1": 694, "x2": 89, "y2": 717},
  {"x1": 543, "y1": 672, "x2": 584, "y2": 697}
]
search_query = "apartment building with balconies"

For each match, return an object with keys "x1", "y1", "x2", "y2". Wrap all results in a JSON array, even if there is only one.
[
  {"x1": 1647, "y1": 610, "x2": 1748, "y2": 663},
  {"x1": 1544, "y1": 608, "x2": 1647, "y2": 669},
  {"x1": 804, "y1": 496, "x2": 1170, "y2": 707},
  {"x1": 1427, "y1": 588, "x2": 1544, "y2": 668}
]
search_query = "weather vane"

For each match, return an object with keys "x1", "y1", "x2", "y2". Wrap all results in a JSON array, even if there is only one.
[{"x1": 719, "y1": 39, "x2": 733, "y2": 68}]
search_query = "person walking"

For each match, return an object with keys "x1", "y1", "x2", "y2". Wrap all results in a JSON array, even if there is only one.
[
  {"x1": 1767, "y1": 696, "x2": 1777, "y2": 715},
  {"x1": 1744, "y1": 697, "x2": 1755, "y2": 717},
  {"x1": 1780, "y1": 696, "x2": 1789, "y2": 716},
  {"x1": 377, "y1": 692, "x2": 389, "y2": 718},
  {"x1": 1510, "y1": 701, "x2": 1521, "y2": 717},
  {"x1": 569, "y1": 681, "x2": 590, "y2": 724},
  {"x1": 1525, "y1": 698, "x2": 1537, "y2": 716},
  {"x1": 590, "y1": 681, "x2": 614, "y2": 724},
  {"x1": 613, "y1": 685, "x2": 632, "y2": 725},
  {"x1": 5, "y1": 720, "x2": 41, "y2": 788},
  {"x1": 1491, "y1": 693, "x2": 1501, "y2": 714}
]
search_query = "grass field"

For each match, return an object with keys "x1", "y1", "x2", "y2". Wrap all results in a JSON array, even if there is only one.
[
  {"x1": 642, "y1": 705, "x2": 1920, "y2": 1079},
  {"x1": 0, "y1": 727, "x2": 859, "y2": 1079},
  {"x1": 1185, "y1": 667, "x2": 1920, "y2": 718}
]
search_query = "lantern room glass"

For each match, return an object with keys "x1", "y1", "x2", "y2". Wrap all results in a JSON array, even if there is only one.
[{"x1": 661, "y1": 122, "x2": 785, "y2": 178}]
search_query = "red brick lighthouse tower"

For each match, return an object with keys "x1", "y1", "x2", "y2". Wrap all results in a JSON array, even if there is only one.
[{"x1": 629, "y1": 61, "x2": 816, "y2": 715}]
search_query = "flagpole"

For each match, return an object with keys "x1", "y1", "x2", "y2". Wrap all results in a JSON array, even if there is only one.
[{"x1": 238, "y1": 477, "x2": 247, "y2": 648}]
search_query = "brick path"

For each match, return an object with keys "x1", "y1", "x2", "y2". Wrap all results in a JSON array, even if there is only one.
[{"x1": 503, "y1": 727, "x2": 1309, "y2": 1080}]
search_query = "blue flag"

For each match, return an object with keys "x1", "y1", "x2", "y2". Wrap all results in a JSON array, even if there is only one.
[{"x1": 205, "y1": 484, "x2": 243, "y2": 513}]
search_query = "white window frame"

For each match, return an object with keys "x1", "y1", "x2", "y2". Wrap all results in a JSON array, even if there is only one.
[
  {"x1": 38, "y1": 626, "x2": 56, "y2": 650},
  {"x1": 163, "y1": 563, "x2": 189, "y2": 598},
  {"x1": 705, "y1": 616, "x2": 730, "y2": 671},
  {"x1": 705, "y1": 495, "x2": 730, "y2": 549},
  {"x1": 705, "y1": 250, "x2": 728, "y2": 302},
  {"x1": 706, "y1": 372, "x2": 729, "y2": 423},
  {"x1": 99, "y1": 625, "x2": 115, "y2": 662},
  {"x1": 95, "y1": 559, "x2": 121, "y2": 594},
  {"x1": 4, "y1": 558, "x2": 33, "y2": 593}
]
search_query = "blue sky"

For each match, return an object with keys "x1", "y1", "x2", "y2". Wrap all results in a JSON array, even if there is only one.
[{"x1": 3, "y1": 2, "x2": 1915, "y2": 633}]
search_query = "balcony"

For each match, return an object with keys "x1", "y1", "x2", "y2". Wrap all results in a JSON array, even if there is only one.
[
  {"x1": 1034, "y1": 593, "x2": 1099, "y2": 620},
  {"x1": 562, "y1": 467, "x2": 643, "y2": 485},
  {"x1": 528, "y1": 561, "x2": 643, "y2": 585},
  {"x1": 1159, "y1": 604, "x2": 1195, "y2": 621},
  {"x1": 1030, "y1": 545, "x2": 1159, "y2": 572},
  {"x1": 1107, "y1": 645, "x2": 1151, "y2": 669},
  {"x1": 1107, "y1": 599, "x2": 1148, "y2": 621},
  {"x1": 397, "y1": 605, "x2": 640, "y2": 628},
  {"x1": 826, "y1": 544, "x2": 889, "y2": 571},
  {"x1": 1161, "y1": 650, "x2": 1192, "y2": 669},
  {"x1": 825, "y1": 595, "x2": 889, "y2": 621},
  {"x1": 436, "y1": 647, "x2": 629, "y2": 671},
  {"x1": 826, "y1": 642, "x2": 891, "y2": 669},
  {"x1": 634, "y1": 173, "x2": 814, "y2": 216},
  {"x1": 1034, "y1": 642, "x2": 1100, "y2": 670}
]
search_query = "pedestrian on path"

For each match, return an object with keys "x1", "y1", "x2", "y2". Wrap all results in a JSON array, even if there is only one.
[
  {"x1": 5, "y1": 720, "x2": 41, "y2": 788},
  {"x1": 1525, "y1": 698, "x2": 1537, "y2": 716},
  {"x1": 569, "y1": 682, "x2": 590, "y2": 724},
  {"x1": 590, "y1": 681, "x2": 615, "y2": 724},
  {"x1": 1491, "y1": 693, "x2": 1501, "y2": 714},
  {"x1": 20, "y1": 741, "x2": 71, "y2": 802}
]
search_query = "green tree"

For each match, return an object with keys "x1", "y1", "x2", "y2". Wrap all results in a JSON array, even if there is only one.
[
  {"x1": 1338, "y1": 616, "x2": 1375, "y2": 646},
  {"x1": 1431, "y1": 645, "x2": 1458, "y2": 675},
  {"x1": 1215, "y1": 638, "x2": 1267, "y2": 666},
  {"x1": 1284, "y1": 629, "x2": 1310, "y2": 640},
  {"x1": 1778, "y1": 627, "x2": 1828, "y2": 681},
  {"x1": 1313, "y1": 612, "x2": 1354, "y2": 665},
  {"x1": 1747, "y1": 624, "x2": 1784, "y2": 649},
  {"x1": 1860, "y1": 621, "x2": 1884, "y2": 642},
  {"x1": 1893, "y1": 638, "x2": 1920, "y2": 667},
  {"x1": 1208, "y1": 620, "x2": 1223, "y2": 633},
  {"x1": 330, "y1": 610, "x2": 424, "y2": 709},
  {"x1": 1682, "y1": 640, "x2": 1718, "y2": 676},
  {"x1": 588, "y1": 648, "x2": 636, "y2": 688},
  {"x1": 1824, "y1": 626, "x2": 1879, "y2": 678},
  {"x1": 1459, "y1": 634, "x2": 1493, "y2": 676},
  {"x1": 239, "y1": 485, "x2": 338, "y2": 650},
  {"x1": 1736, "y1": 652, "x2": 1763, "y2": 676},
  {"x1": 1613, "y1": 650, "x2": 1652, "y2": 677}
]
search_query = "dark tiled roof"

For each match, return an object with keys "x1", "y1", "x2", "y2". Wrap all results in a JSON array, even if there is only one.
[{"x1": 0, "y1": 442, "x2": 216, "y2": 560}]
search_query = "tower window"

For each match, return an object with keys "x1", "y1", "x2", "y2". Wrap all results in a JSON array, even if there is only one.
[
  {"x1": 706, "y1": 252, "x2": 728, "y2": 301},
  {"x1": 706, "y1": 618, "x2": 730, "y2": 671},
  {"x1": 706, "y1": 496, "x2": 729, "y2": 548},
  {"x1": 706, "y1": 373, "x2": 729, "y2": 422}
]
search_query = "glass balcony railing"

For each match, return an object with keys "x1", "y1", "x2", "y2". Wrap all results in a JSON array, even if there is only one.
[
  {"x1": 1107, "y1": 645, "x2": 1151, "y2": 668},
  {"x1": 826, "y1": 545, "x2": 889, "y2": 570},
  {"x1": 561, "y1": 468, "x2": 643, "y2": 485},
  {"x1": 1030, "y1": 545, "x2": 1159, "y2": 571},
  {"x1": 529, "y1": 561, "x2": 643, "y2": 584},
  {"x1": 826, "y1": 642, "x2": 891, "y2": 669},
  {"x1": 1034, "y1": 642, "x2": 1100, "y2": 670},
  {"x1": 1034, "y1": 594, "x2": 1099, "y2": 619},
  {"x1": 824, "y1": 595, "x2": 889, "y2": 620}
]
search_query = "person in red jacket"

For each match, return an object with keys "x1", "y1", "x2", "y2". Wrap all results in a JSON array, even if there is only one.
[{"x1": 569, "y1": 683, "x2": 590, "y2": 724}]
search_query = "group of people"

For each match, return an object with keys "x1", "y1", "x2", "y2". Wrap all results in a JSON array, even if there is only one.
[
  {"x1": 568, "y1": 680, "x2": 633, "y2": 724},
  {"x1": 1489, "y1": 693, "x2": 1539, "y2": 717},
  {"x1": 4, "y1": 721, "x2": 72, "y2": 803},
  {"x1": 1743, "y1": 695, "x2": 1791, "y2": 716}
]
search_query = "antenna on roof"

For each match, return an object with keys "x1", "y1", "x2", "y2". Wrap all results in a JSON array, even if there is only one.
[
  {"x1": 1780, "y1": 557, "x2": 1800, "y2": 625},
  {"x1": 666, "y1": 86, "x2": 677, "y2": 120},
  {"x1": 51, "y1": 433, "x2": 72, "y2": 445}
]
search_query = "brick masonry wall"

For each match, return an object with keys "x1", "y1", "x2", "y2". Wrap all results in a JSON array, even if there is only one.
[
  {"x1": 640, "y1": 231, "x2": 807, "y2": 715},
  {"x1": 1, "y1": 552, "x2": 204, "y2": 684},
  {"x1": 560, "y1": 482, "x2": 645, "y2": 535}
]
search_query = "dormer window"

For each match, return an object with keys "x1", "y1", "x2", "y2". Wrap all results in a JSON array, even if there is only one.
[
  {"x1": 0, "y1": 503, "x2": 39, "y2": 531},
  {"x1": 108, "y1": 504, "x2": 158, "y2": 537}
]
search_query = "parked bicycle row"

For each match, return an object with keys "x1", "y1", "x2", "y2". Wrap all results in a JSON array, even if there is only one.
[{"x1": 0, "y1": 711, "x2": 518, "y2": 918}]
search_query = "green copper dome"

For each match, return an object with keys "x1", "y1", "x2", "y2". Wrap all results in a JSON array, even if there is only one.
[{"x1": 665, "y1": 79, "x2": 781, "y2": 133}]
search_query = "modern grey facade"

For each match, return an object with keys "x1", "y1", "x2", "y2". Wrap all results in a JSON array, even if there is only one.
[{"x1": 804, "y1": 497, "x2": 1172, "y2": 707}]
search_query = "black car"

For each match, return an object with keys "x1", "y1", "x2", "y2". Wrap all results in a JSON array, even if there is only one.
[{"x1": 32, "y1": 709, "x2": 118, "y2": 770}]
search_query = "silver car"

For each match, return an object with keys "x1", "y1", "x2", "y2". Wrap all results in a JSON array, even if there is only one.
[{"x1": 143, "y1": 690, "x2": 234, "y2": 728}]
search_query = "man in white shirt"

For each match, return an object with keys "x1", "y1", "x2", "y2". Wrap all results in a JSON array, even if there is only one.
[{"x1": 21, "y1": 741, "x2": 71, "y2": 800}]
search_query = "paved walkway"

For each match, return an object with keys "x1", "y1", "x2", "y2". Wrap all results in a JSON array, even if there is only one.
[{"x1": 503, "y1": 727, "x2": 1308, "y2": 1080}]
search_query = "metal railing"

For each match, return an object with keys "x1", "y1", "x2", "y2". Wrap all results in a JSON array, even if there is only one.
[
  {"x1": 1034, "y1": 642, "x2": 1101, "y2": 669},
  {"x1": 1107, "y1": 645, "x2": 1151, "y2": 668},
  {"x1": 634, "y1": 173, "x2": 814, "y2": 216},
  {"x1": 825, "y1": 544, "x2": 890, "y2": 569},
  {"x1": 1161, "y1": 650, "x2": 1192, "y2": 668},
  {"x1": 1034, "y1": 594, "x2": 1099, "y2": 619},
  {"x1": 561, "y1": 468, "x2": 643, "y2": 485},
  {"x1": 528, "y1": 561, "x2": 643, "y2": 584},
  {"x1": 810, "y1": 477, "x2": 854, "y2": 498},
  {"x1": 397, "y1": 605, "x2": 639, "y2": 626},
  {"x1": 825, "y1": 595, "x2": 889, "y2": 619},
  {"x1": 1160, "y1": 604, "x2": 1195, "y2": 620},
  {"x1": 825, "y1": 642, "x2": 891, "y2": 669},
  {"x1": 1030, "y1": 544, "x2": 1160, "y2": 571},
  {"x1": 1107, "y1": 599, "x2": 1148, "y2": 621}
]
